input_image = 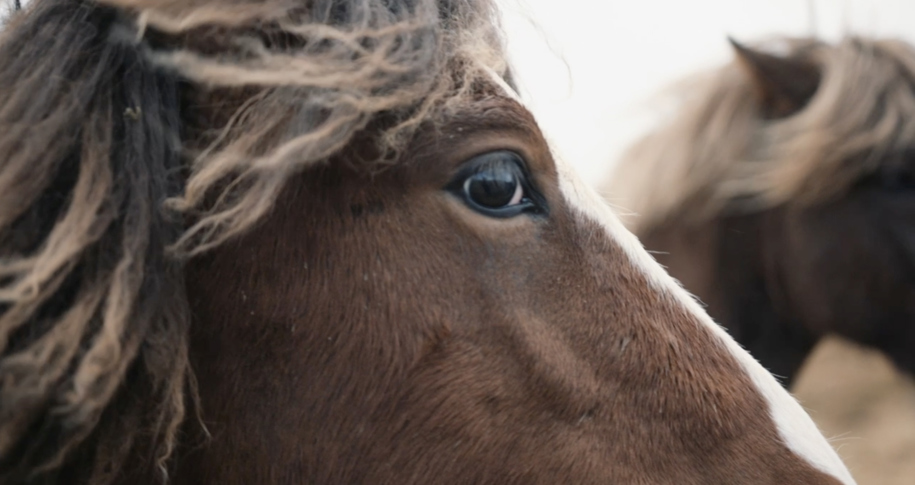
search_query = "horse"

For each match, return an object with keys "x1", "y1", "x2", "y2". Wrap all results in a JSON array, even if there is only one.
[
  {"x1": 604, "y1": 35, "x2": 915, "y2": 390},
  {"x1": 0, "y1": 2, "x2": 854, "y2": 484}
]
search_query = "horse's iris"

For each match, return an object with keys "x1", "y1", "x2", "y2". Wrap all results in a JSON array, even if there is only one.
[{"x1": 448, "y1": 150, "x2": 544, "y2": 218}]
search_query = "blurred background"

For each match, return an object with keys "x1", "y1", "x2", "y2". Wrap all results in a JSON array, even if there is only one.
[
  {"x1": 499, "y1": 0, "x2": 915, "y2": 182},
  {"x1": 5, "y1": 0, "x2": 915, "y2": 483},
  {"x1": 497, "y1": 2, "x2": 915, "y2": 484}
]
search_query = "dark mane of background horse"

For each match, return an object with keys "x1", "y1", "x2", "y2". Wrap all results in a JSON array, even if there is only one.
[
  {"x1": 0, "y1": 0, "x2": 510, "y2": 482},
  {"x1": 604, "y1": 35, "x2": 915, "y2": 386}
]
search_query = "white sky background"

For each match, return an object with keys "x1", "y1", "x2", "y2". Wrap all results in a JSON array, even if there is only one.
[
  {"x1": 498, "y1": 0, "x2": 915, "y2": 184},
  {"x1": 8, "y1": 0, "x2": 915, "y2": 186}
]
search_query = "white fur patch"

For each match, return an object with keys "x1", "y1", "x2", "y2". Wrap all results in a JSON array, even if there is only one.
[{"x1": 482, "y1": 68, "x2": 856, "y2": 484}]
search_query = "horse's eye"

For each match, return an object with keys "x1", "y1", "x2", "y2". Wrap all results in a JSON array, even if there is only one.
[{"x1": 448, "y1": 150, "x2": 543, "y2": 218}]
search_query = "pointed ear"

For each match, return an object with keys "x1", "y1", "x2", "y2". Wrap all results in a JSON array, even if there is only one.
[{"x1": 728, "y1": 37, "x2": 821, "y2": 117}]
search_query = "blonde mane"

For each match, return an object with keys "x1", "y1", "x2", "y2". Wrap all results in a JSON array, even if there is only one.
[
  {"x1": 604, "y1": 36, "x2": 915, "y2": 233},
  {"x1": 136, "y1": 0, "x2": 513, "y2": 256}
]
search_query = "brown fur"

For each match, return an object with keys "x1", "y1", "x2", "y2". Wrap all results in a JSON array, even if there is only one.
[
  {"x1": 1, "y1": 3, "x2": 846, "y2": 484},
  {"x1": 176, "y1": 97, "x2": 840, "y2": 484},
  {"x1": 605, "y1": 35, "x2": 915, "y2": 386}
]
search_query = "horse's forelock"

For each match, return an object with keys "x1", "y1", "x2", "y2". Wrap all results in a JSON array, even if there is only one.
[{"x1": 103, "y1": 0, "x2": 511, "y2": 257}]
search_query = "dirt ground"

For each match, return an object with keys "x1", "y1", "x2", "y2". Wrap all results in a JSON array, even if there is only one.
[{"x1": 792, "y1": 337, "x2": 915, "y2": 484}]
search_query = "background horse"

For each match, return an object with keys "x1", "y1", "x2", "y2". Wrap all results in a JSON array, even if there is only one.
[
  {"x1": 0, "y1": 1, "x2": 853, "y2": 484},
  {"x1": 604, "y1": 35, "x2": 915, "y2": 388}
]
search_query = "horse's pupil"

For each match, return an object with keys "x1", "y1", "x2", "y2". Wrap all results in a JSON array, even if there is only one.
[{"x1": 466, "y1": 165, "x2": 518, "y2": 208}]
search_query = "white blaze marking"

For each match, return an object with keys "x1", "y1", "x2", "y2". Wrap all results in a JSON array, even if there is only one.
[
  {"x1": 482, "y1": 67, "x2": 856, "y2": 484},
  {"x1": 554, "y1": 156, "x2": 856, "y2": 484}
]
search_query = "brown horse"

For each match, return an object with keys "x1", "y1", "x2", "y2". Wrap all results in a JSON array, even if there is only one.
[
  {"x1": 605, "y1": 35, "x2": 915, "y2": 390},
  {"x1": 0, "y1": 2, "x2": 854, "y2": 484}
]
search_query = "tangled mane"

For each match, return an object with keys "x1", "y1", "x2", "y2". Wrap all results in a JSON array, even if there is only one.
[
  {"x1": 0, "y1": 0, "x2": 509, "y2": 483},
  {"x1": 606, "y1": 36, "x2": 915, "y2": 233}
]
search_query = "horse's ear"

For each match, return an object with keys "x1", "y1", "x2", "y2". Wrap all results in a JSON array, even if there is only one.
[{"x1": 728, "y1": 37, "x2": 821, "y2": 118}]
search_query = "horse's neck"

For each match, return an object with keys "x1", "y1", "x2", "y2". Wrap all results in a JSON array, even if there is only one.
[{"x1": 638, "y1": 211, "x2": 817, "y2": 387}]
